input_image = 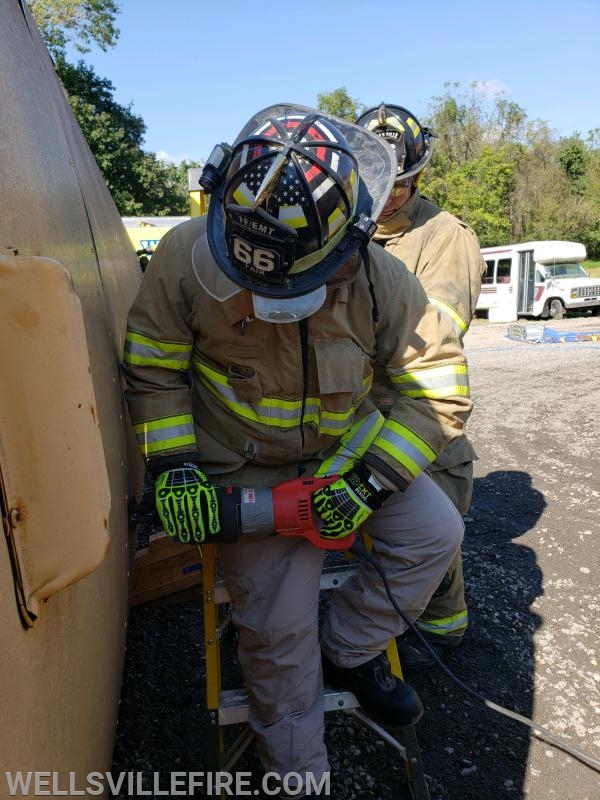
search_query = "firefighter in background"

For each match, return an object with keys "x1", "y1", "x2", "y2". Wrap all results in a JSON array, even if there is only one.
[
  {"x1": 122, "y1": 105, "x2": 470, "y2": 795},
  {"x1": 356, "y1": 103, "x2": 486, "y2": 669}
]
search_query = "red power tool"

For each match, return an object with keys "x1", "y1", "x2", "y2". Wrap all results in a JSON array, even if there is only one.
[{"x1": 217, "y1": 475, "x2": 356, "y2": 552}]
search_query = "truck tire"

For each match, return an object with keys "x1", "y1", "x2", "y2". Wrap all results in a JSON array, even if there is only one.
[{"x1": 548, "y1": 298, "x2": 564, "y2": 320}]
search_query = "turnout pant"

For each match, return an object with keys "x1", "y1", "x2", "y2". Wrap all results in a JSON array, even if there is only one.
[
  {"x1": 217, "y1": 470, "x2": 464, "y2": 788},
  {"x1": 415, "y1": 460, "x2": 474, "y2": 639}
]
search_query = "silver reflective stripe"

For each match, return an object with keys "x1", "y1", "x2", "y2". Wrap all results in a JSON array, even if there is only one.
[
  {"x1": 390, "y1": 365, "x2": 469, "y2": 396},
  {"x1": 135, "y1": 421, "x2": 195, "y2": 447},
  {"x1": 316, "y1": 411, "x2": 385, "y2": 476},
  {"x1": 193, "y1": 358, "x2": 366, "y2": 434},
  {"x1": 133, "y1": 414, "x2": 197, "y2": 457},
  {"x1": 375, "y1": 427, "x2": 433, "y2": 474},
  {"x1": 194, "y1": 362, "x2": 301, "y2": 425},
  {"x1": 416, "y1": 610, "x2": 468, "y2": 634},
  {"x1": 124, "y1": 330, "x2": 191, "y2": 370}
]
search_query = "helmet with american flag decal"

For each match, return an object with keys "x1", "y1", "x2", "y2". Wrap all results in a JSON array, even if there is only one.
[
  {"x1": 355, "y1": 103, "x2": 433, "y2": 182},
  {"x1": 205, "y1": 104, "x2": 396, "y2": 303}
]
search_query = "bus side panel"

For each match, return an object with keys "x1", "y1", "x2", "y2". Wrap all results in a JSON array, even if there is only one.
[{"x1": 477, "y1": 250, "x2": 518, "y2": 318}]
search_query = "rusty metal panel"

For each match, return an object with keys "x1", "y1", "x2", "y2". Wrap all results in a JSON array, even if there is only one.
[{"x1": 0, "y1": 252, "x2": 111, "y2": 619}]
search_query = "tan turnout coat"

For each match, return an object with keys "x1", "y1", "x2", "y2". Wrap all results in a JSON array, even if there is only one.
[
  {"x1": 373, "y1": 189, "x2": 486, "y2": 503},
  {"x1": 122, "y1": 217, "x2": 472, "y2": 492}
]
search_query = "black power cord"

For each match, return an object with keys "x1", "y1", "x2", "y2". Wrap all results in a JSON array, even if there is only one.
[{"x1": 349, "y1": 537, "x2": 600, "y2": 773}]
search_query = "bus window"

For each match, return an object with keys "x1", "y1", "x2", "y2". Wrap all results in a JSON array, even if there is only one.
[
  {"x1": 497, "y1": 258, "x2": 511, "y2": 283},
  {"x1": 483, "y1": 259, "x2": 495, "y2": 284}
]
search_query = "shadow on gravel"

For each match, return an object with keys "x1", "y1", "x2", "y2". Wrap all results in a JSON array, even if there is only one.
[
  {"x1": 404, "y1": 469, "x2": 547, "y2": 800},
  {"x1": 111, "y1": 468, "x2": 547, "y2": 799}
]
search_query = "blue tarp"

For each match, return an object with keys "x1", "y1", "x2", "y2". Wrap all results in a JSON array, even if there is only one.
[{"x1": 506, "y1": 324, "x2": 600, "y2": 343}]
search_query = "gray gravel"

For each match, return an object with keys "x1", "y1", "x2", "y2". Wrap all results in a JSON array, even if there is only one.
[{"x1": 113, "y1": 314, "x2": 600, "y2": 799}]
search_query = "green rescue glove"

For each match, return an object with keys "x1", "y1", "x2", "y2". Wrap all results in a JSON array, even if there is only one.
[
  {"x1": 312, "y1": 461, "x2": 392, "y2": 539},
  {"x1": 154, "y1": 461, "x2": 220, "y2": 544}
]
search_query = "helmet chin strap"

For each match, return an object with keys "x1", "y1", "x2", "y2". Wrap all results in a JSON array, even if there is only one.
[{"x1": 360, "y1": 241, "x2": 379, "y2": 323}]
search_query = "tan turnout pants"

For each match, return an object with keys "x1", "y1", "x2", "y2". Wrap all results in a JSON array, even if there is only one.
[
  {"x1": 417, "y1": 460, "x2": 473, "y2": 635},
  {"x1": 217, "y1": 470, "x2": 464, "y2": 789}
]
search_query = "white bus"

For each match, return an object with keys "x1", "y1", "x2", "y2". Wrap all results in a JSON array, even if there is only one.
[{"x1": 477, "y1": 241, "x2": 600, "y2": 320}]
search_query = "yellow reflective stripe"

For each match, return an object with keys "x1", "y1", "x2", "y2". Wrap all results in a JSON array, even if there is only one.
[
  {"x1": 233, "y1": 183, "x2": 254, "y2": 205},
  {"x1": 373, "y1": 419, "x2": 436, "y2": 478},
  {"x1": 416, "y1": 610, "x2": 468, "y2": 634},
  {"x1": 279, "y1": 204, "x2": 307, "y2": 228},
  {"x1": 289, "y1": 214, "x2": 350, "y2": 274},
  {"x1": 140, "y1": 435, "x2": 197, "y2": 455},
  {"x1": 428, "y1": 296, "x2": 468, "y2": 338},
  {"x1": 124, "y1": 330, "x2": 191, "y2": 371},
  {"x1": 390, "y1": 364, "x2": 470, "y2": 398},
  {"x1": 317, "y1": 380, "x2": 372, "y2": 435},
  {"x1": 316, "y1": 410, "x2": 385, "y2": 476},
  {"x1": 133, "y1": 414, "x2": 196, "y2": 457},
  {"x1": 328, "y1": 207, "x2": 345, "y2": 236},
  {"x1": 406, "y1": 115, "x2": 421, "y2": 139},
  {"x1": 194, "y1": 359, "x2": 303, "y2": 428},
  {"x1": 193, "y1": 359, "x2": 370, "y2": 434}
]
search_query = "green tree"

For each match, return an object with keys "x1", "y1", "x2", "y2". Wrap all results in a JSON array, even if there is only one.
[
  {"x1": 29, "y1": 2, "x2": 200, "y2": 215},
  {"x1": 426, "y1": 81, "x2": 526, "y2": 167},
  {"x1": 556, "y1": 135, "x2": 588, "y2": 194},
  {"x1": 423, "y1": 145, "x2": 516, "y2": 246},
  {"x1": 57, "y1": 58, "x2": 197, "y2": 214},
  {"x1": 317, "y1": 87, "x2": 364, "y2": 121},
  {"x1": 422, "y1": 83, "x2": 526, "y2": 244},
  {"x1": 579, "y1": 132, "x2": 600, "y2": 258},
  {"x1": 509, "y1": 122, "x2": 592, "y2": 245},
  {"x1": 28, "y1": 0, "x2": 120, "y2": 56}
]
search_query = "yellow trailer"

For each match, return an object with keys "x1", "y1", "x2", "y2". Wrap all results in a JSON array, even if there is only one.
[{"x1": 123, "y1": 216, "x2": 190, "y2": 255}]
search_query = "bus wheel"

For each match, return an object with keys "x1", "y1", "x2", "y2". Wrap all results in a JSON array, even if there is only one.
[{"x1": 548, "y1": 299, "x2": 564, "y2": 320}]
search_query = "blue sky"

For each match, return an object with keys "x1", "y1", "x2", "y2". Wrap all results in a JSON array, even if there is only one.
[{"x1": 69, "y1": 0, "x2": 599, "y2": 164}]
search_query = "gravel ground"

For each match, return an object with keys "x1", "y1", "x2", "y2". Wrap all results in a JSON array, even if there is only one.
[{"x1": 113, "y1": 314, "x2": 600, "y2": 800}]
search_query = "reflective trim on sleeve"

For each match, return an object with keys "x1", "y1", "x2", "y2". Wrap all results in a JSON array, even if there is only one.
[
  {"x1": 389, "y1": 364, "x2": 470, "y2": 398},
  {"x1": 415, "y1": 610, "x2": 468, "y2": 634},
  {"x1": 428, "y1": 296, "x2": 468, "y2": 339},
  {"x1": 192, "y1": 358, "x2": 371, "y2": 436},
  {"x1": 315, "y1": 410, "x2": 385, "y2": 477},
  {"x1": 373, "y1": 419, "x2": 437, "y2": 478},
  {"x1": 124, "y1": 330, "x2": 192, "y2": 371},
  {"x1": 133, "y1": 413, "x2": 196, "y2": 457}
]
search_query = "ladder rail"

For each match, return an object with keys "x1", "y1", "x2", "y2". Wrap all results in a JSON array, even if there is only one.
[{"x1": 200, "y1": 543, "x2": 431, "y2": 798}]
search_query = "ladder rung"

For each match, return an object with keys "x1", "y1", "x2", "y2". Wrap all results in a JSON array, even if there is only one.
[
  {"x1": 218, "y1": 687, "x2": 361, "y2": 725},
  {"x1": 214, "y1": 565, "x2": 357, "y2": 605}
]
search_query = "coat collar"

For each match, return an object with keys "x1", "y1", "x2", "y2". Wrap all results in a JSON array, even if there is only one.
[{"x1": 374, "y1": 188, "x2": 421, "y2": 240}]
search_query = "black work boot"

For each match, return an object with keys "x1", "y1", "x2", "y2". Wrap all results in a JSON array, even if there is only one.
[
  {"x1": 322, "y1": 652, "x2": 424, "y2": 727},
  {"x1": 396, "y1": 629, "x2": 463, "y2": 671}
]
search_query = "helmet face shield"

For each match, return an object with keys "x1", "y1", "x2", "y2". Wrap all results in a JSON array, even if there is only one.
[
  {"x1": 205, "y1": 104, "x2": 397, "y2": 306},
  {"x1": 252, "y1": 286, "x2": 326, "y2": 323},
  {"x1": 355, "y1": 103, "x2": 433, "y2": 182}
]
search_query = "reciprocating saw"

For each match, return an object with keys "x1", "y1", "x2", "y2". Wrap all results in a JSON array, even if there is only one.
[
  {"x1": 214, "y1": 476, "x2": 355, "y2": 551},
  {"x1": 133, "y1": 475, "x2": 356, "y2": 552}
]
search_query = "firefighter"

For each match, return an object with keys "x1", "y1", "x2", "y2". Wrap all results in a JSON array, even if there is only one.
[
  {"x1": 122, "y1": 104, "x2": 470, "y2": 795},
  {"x1": 356, "y1": 103, "x2": 487, "y2": 669}
]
